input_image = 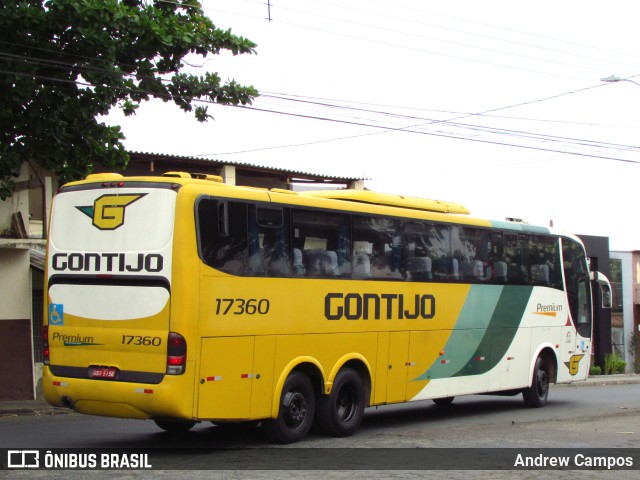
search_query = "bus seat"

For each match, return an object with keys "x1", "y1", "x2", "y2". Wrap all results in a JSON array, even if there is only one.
[
  {"x1": 473, "y1": 260, "x2": 484, "y2": 279},
  {"x1": 451, "y1": 258, "x2": 460, "y2": 280},
  {"x1": 407, "y1": 256, "x2": 432, "y2": 281},
  {"x1": 473, "y1": 260, "x2": 492, "y2": 281},
  {"x1": 326, "y1": 251, "x2": 339, "y2": 275},
  {"x1": 248, "y1": 251, "x2": 265, "y2": 274},
  {"x1": 306, "y1": 250, "x2": 337, "y2": 276},
  {"x1": 460, "y1": 260, "x2": 473, "y2": 278},
  {"x1": 531, "y1": 264, "x2": 550, "y2": 285},
  {"x1": 293, "y1": 248, "x2": 305, "y2": 275},
  {"x1": 267, "y1": 253, "x2": 291, "y2": 276},
  {"x1": 352, "y1": 252, "x2": 371, "y2": 278},
  {"x1": 494, "y1": 261, "x2": 508, "y2": 283}
]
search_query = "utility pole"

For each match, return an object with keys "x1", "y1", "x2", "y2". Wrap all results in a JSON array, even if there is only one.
[{"x1": 267, "y1": 0, "x2": 271, "y2": 22}]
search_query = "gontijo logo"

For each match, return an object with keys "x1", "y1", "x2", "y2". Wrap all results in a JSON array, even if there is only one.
[
  {"x1": 76, "y1": 193, "x2": 146, "y2": 230},
  {"x1": 565, "y1": 354, "x2": 585, "y2": 376}
]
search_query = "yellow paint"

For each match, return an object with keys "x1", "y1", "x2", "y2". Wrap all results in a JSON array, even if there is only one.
[{"x1": 43, "y1": 173, "x2": 586, "y2": 427}]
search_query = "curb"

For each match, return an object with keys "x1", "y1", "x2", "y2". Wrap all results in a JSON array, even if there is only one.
[
  {"x1": 563, "y1": 374, "x2": 640, "y2": 387},
  {"x1": 0, "y1": 402, "x2": 73, "y2": 418}
]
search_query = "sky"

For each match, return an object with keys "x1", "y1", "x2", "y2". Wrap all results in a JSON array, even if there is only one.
[{"x1": 104, "y1": 0, "x2": 640, "y2": 251}]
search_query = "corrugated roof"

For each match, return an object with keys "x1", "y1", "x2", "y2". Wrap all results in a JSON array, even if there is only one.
[
  {"x1": 129, "y1": 151, "x2": 364, "y2": 183},
  {"x1": 30, "y1": 248, "x2": 45, "y2": 271}
]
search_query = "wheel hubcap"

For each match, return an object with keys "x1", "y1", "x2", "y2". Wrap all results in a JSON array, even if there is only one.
[
  {"x1": 536, "y1": 369, "x2": 549, "y2": 398},
  {"x1": 283, "y1": 390, "x2": 308, "y2": 429},
  {"x1": 336, "y1": 385, "x2": 356, "y2": 422}
]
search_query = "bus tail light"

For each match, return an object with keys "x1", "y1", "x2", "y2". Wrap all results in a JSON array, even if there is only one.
[
  {"x1": 43, "y1": 326, "x2": 50, "y2": 365},
  {"x1": 167, "y1": 332, "x2": 186, "y2": 375}
]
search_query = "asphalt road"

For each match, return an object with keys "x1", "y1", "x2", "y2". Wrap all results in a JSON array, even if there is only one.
[{"x1": 1, "y1": 383, "x2": 639, "y2": 479}]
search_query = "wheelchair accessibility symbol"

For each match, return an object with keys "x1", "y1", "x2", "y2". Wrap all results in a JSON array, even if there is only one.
[{"x1": 49, "y1": 304, "x2": 64, "y2": 325}]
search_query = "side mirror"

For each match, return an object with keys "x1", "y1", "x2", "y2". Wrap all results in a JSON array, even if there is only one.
[{"x1": 594, "y1": 272, "x2": 612, "y2": 309}]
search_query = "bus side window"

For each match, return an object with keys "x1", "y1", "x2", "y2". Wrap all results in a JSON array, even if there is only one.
[
  {"x1": 503, "y1": 234, "x2": 529, "y2": 285},
  {"x1": 218, "y1": 201, "x2": 229, "y2": 237},
  {"x1": 454, "y1": 226, "x2": 490, "y2": 282},
  {"x1": 562, "y1": 238, "x2": 591, "y2": 338},
  {"x1": 529, "y1": 235, "x2": 562, "y2": 289},
  {"x1": 491, "y1": 232, "x2": 508, "y2": 283},
  {"x1": 197, "y1": 198, "x2": 248, "y2": 276},
  {"x1": 353, "y1": 216, "x2": 401, "y2": 280},
  {"x1": 403, "y1": 222, "x2": 430, "y2": 281},
  {"x1": 254, "y1": 206, "x2": 291, "y2": 277},
  {"x1": 292, "y1": 209, "x2": 351, "y2": 278},
  {"x1": 403, "y1": 222, "x2": 451, "y2": 282}
]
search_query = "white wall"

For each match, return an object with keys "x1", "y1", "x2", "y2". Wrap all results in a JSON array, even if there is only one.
[
  {"x1": 610, "y1": 251, "x2": 635, "y2": 373},
  {"x1": 0, "y1": 164, "x2": 30, "y2": 237},
  {"x1": 0, "y1": 248, "x2": 31, "y2": 320}
]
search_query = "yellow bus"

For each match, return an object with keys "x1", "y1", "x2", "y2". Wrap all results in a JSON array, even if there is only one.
[{"x1": 43, "y1": 171, "x2": 607, "y2": 443}]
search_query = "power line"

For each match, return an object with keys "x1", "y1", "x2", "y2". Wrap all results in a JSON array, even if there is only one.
[
  {"x1": 4, "y1": 41, "x2": 638, "y2": 134},
  {"x1": 262, "y1": 90, "x2": 640, "y2": 129},
  {"x1": 366, "y1": 0, "x2": 640, "y2": 61},
  {"x1": 3, "y1": 5, "x2": 640, "y2": 166},
  {"x1": 3, "y1": 60, "x2": 639, "y2": 164},
  {"x1": 204, "y1": 102, "x2": 640, "y2": 166},
  {"x1": 261, "y1": 80, "x2": 633, "y2": 149},
  {"x1": 269, "y1": 17, "x2": 588, "y2": 82},
  {"x1": 288, "y1": 0, "x2": 640, "y2": 72},
  {"x1": 205, "y1": 0, "x2": 640, "y2": 81}
]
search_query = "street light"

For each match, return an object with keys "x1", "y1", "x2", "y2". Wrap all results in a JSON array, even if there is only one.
[{"x1": 600, "y1": 75, "x2": 640, "y2": 87}]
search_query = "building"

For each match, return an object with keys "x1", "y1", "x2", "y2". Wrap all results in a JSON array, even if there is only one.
[
  {"x1": 95, "y1": 152, "x2": 366, "y2": 191},
  {"x1": 0, "y1": 161, "x2": 53, "y2": 401},
  {"x1": 610, "y1": 251, "x2": 640, "y2": 373},
  {"x1": 577, "y1": 235, "x2": 613, "y2": 370}
]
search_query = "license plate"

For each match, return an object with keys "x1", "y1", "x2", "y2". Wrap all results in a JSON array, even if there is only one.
[{"x1": 89, "y1": 366, "x2": 118, "y2": 380}]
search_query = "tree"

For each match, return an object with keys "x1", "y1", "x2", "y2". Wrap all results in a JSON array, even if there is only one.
[{"x1": 0, "y1": 0, "x2": 258, "y2": 200}]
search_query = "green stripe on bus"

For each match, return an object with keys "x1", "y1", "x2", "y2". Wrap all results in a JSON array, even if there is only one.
[
  {"x1": 452, "y1": 285, "x2": 533, "y2": 377},
  {"x1": 412, "y1": 285, "x2": 502, "y2": 381}
]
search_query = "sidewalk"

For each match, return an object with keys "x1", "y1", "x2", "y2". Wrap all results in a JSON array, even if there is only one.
[
  {"x1": 1, "y1": 374, "x2": 638, "y2": 418},
  {"x1": 0, "y1": 398, "x2": 72, "y2": 418},
  {"x1": 556, "y1": 373, "x2": 640, "y2": 387}
]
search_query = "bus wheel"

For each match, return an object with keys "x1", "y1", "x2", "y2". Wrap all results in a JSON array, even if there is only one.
[
  {"x1": 262, "y1": 371, "x2": 315, "y2": 443},
  {"x1": 316, "y1": 368, "x2": 365, "y2": 437},
  {"x1": 432, "y1": 396, "x2": 454, "y2": 406},
  {"x1": 523, "y1": 356, "x2": 550, "y2": 408},
  {"x1": 154, "y1": 418, "x2": 196, "y2": 432}
]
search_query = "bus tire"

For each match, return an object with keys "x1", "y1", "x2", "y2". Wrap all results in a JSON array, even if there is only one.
[
  {"x1": 316, "y1": 368, "x2": 365, "y2": 437},
  {"x1": 154, "y1": 418, "x2": 196, "y2": 432},
  {"x1": 523, "y1": 356, "x2": 550, "y2": 408},
  {"x1": 262, "y1": 371, "x2": 315, "y2": 443},
  {"x1": 433, "y1": 396, "x2": 454, "y2": 406}
]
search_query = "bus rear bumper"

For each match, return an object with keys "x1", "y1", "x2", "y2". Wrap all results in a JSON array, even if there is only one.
[{"x1": 43, "y1": 369, "x2": 194, "y2": 420}]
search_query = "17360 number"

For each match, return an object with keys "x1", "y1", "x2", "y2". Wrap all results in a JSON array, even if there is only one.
[
  {"x1": 215, "y1": 298, "x2": 270, "y2": 316},
  {"x1": 121, "y1": 335, "x2": 162, "y2": 346}
]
